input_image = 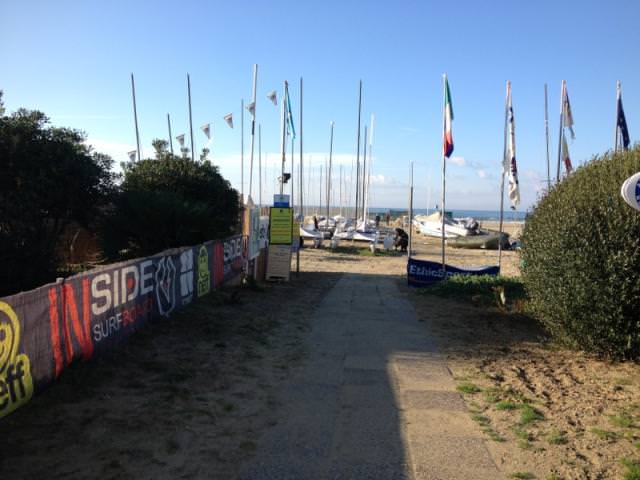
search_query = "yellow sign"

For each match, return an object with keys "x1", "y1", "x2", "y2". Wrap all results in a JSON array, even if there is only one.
[
  {"x1": 269, "y1": 208, "x2": 293, "y2": 245},
  {"x1": 0, "y1": 301, "x2": 34, "y2": 418}
]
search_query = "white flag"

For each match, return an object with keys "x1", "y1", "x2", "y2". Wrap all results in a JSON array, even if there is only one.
[
  {"x1": 245, "y1": 101, "x2": 255, "y2": 116},
  {"x1": 201, "y1": 123, "x2": 211, "y2": 139},
  {"x1": 176, "y1": 134, "x2": 185, "y2": 147},
  {"x1": 562, "y1": 81, "x2": 575, "y2": 140},
  {"x1": 128, "y1": 150, "x2": 137, "y2": 162},
  {"x1": 267, "y1": 90, "x2": 277, "y2": 105},
  {"x1": 504, "y1": 82, "x2": 520, "y2": 208},
  {"x1": 223, "y1": 113, "x2": 233, "y2": 129}
]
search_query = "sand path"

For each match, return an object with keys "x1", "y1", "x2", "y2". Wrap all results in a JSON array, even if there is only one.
[{"x1": 240, "y1": 271, "x2": 504, "y2": 480}]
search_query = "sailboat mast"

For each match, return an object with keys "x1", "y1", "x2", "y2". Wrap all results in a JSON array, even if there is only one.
[
  {"x1": 327, "y1": 121, "x2": 334, "y2": 223},
  {"x1": 354, "y1": 80, "x2": 363, "y2": 222},
  {"x1": 362, "y1": 125, "x2": 368, "y2": 223}
]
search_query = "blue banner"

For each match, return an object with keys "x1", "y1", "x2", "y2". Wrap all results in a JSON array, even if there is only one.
[{"x1": 407, "y1": 258, "x2": 499, "y2": 287}]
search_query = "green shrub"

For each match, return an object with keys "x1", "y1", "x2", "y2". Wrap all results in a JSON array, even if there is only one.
[
  {"x1": 101, "y1": 157, "x2": 239, "y2": 260},
  {"x1": 522, "y1": 147, "x2": 640, "y2": 359}
]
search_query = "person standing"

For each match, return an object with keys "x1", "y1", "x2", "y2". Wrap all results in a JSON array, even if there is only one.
[{"x1": 385, "y1": 211, "x2": 391, "y2": 226}]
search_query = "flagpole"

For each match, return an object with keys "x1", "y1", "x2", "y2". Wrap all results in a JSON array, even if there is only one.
[
  {"x1": 409, "y1": 161, "x2": 414, "y2": 259},
  {"x1": 167, "y1": 113, "x2": 174, "y2": 155},
  {"x1": 258, "y1": 124, "x2": 262, "y2": 207},
  {"x1": 297, "y1": 77, "x2": 303, "y2": 274},
  {"x1": 498, "y1": 81, "x2": 510, "y2": 273},
  {"x1": 248, "y1": 64, "x2": 258, "y2": 201},
  {"x1": 614, "y1": 81, "x2": 621, "y2": 153},
  {"x1": 130, "y1": 73, "x2": 141, "y2": 162},
  {"x1": 544, "y1": 84, "x2": 551, "y2": 188},
  {"x1": 441, "y1": 74, "x2": 447, "y2": 271},
  {"x1": 279, "y1": 82, "x2": 287, "y2": 195},
  {"x1": 355, "y1": 80, "x2": 363, "y2": 223},
  {"x1": 241, "y1": 98, "x2": 245, "y2": 201},
  {"x1": 187, "y1": 74, "x2": 195, "y2": 162},
  {"x1": 556, "y1": 81, "x2": 565, "y2": 183}
]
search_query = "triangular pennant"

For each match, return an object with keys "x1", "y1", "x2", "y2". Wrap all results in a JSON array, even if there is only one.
[
  {"x1": 267, "y1": 90, "x2": 277, "y2": 105},
  {"x1": 176, "y1": 134, "x2": 185, "y2": 147},
  {"x1": 201, "y1": 123, "x2": 211, "y2": 139},
  {"x1": 245, "y1": 101, "x2": 256, "y2": 116},
  {"x1": 128, "y1": 150, "x2": 137, "y2": 162},
  {"x1": 224, "y1": 113, "x2": 233, "y2": 129}
]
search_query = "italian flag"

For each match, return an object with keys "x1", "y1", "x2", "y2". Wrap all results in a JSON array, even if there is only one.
[{"x1": 443, "y1": 76, "x2": 454, "y2": 158}]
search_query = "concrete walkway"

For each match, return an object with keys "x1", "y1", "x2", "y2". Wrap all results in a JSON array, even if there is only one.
[{"x1": 240, "y1": 273, "x2": 503, "y2": 480}]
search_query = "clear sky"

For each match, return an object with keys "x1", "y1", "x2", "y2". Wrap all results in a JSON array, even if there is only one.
[{"x1": 2, "y1": 0, "x2": 638, "y2": 211}]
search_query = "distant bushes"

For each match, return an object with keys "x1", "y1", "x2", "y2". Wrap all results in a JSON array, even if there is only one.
[
  {"x1": 100, "y1": 157, "x2": 240, "y2": 260},
  {"x1": 522, "y1": 147, "x2": 640, "y2": 358}
]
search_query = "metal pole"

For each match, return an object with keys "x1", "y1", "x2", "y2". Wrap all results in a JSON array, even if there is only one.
[
  {"x1": 544, "y1": 84, "x2": 550, "y2": 188},
  {"x1": 498, "y1": 81, "x2": 510, "y2": 273},
  {"x1": 409, "y1": 161, "x2": 414, "y2": 259},
  {"x1": 241, "y1": 98, "x2": 244, "y2": 201},
  {"x1": 362, "y1": 125, "x2": 368, "y2": 223},
  {"x1": 249, "y1": 64, "x2": 258, "y2": 201},
  {"x1": 259, "y1": 124, "x2": 262, "y2": 207},
  {"x1": 441, "y1": 74, "x2": 447, "y2": 271},
  {"x1": 614, "y1": 81, "x2": 621, "y2": 153},
  {"x1": 556, "y1": 81, "x2": 565, "y2": 183},
  {"x1": 327, "y1": 121, "x2": 334, "y2": 225},
  {"x1": 167, "y1": 113, "x2": 174, "y2": 155},
  {"x1": 187, "y1": 74, "x2": 195, "y2": 162},
  {"x1": 279, "y1": 82, "x2": 287, "y2": 195},
  {"x1": 130, "y1": 73, "x2": 141, "y2": 161},
  {"x1": 366, "y1": 114, "x2": 374, "y2": 222},
  {"x1": 355, "y1": 80, "x2": 362, "y2": 222},
  {"x1": 291, "y1": 136, "x2": 294, "y2": 209},
  {"x1": 339, "y1": 165, "x2": 343, "y2": 217},
  {"x1": 299, "y1": 77, "x2": 304, "y2": 222}
]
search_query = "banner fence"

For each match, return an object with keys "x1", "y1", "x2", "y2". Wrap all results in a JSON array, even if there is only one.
[{"x1": 0, "y1": 235, "x2": 245, "y2": 419}]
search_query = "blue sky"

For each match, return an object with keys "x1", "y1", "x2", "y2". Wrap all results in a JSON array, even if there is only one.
[{"x1": 2, "y1": 0, "x2": 638, "y2": 211}]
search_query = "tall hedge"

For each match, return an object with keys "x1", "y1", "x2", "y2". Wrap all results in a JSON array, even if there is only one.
[
  {"x1": 101, "y1": 158, "x2": 239, "y2": 260},
  {"x1": 521, "y1": 147, "x2": 640, "y2": 358},
  {"x1": 0, "y1": 103, "x2": 116, "y2": 296}
]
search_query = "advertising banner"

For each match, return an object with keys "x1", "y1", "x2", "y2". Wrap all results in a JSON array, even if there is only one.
[
  {"x1": 247, "y1": 208, "x2": 261, "y2": 260},
  {"x1": 0, "y1": 234, "x2": 245, "y2": 419},
  {"x1": 407, "y1": 258, "x2": 499, "y2": 287}
]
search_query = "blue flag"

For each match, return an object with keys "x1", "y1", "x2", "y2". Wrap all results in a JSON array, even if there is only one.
[{"x1": 285, "y1": 82, "x2": 296, "y2": 139}]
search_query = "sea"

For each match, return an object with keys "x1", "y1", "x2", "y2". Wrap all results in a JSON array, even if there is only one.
[{"x1": 367, "y1": 208, "x2": 526, "y2": 222}]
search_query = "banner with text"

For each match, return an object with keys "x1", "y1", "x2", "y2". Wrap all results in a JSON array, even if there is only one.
[
  {"x1": 407, "y1": 258, "x2": 499, "y2": 287},
  {"x1": 0, "y1": 235, "x2": 244, "y2": 419}
]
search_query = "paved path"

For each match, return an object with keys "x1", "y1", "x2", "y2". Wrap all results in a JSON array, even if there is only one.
[{"x1": 240, "y1": 273, "x2": 503, "y2": 480}]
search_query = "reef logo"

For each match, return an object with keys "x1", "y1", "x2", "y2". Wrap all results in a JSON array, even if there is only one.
[{"x1": 0, "y1": 301, "x2": 33, "y2": 418}]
